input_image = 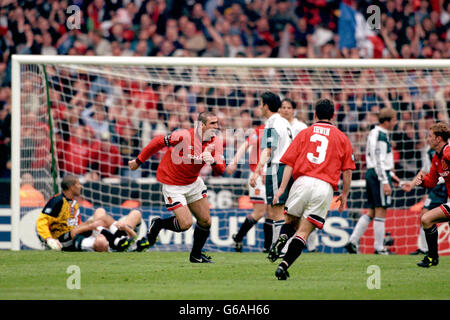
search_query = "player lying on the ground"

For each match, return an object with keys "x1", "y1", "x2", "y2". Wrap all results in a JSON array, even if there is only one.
[{"x1": 79, "y1": 208, "x2": 150, "y2": 252}]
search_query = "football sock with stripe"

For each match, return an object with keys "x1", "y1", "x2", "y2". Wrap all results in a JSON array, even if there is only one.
[
  {"x1": 235, "y1": 215, "x2": 257, "y2": 242},
  {"x1": 263, "y1": 219, "x2": 273, "y2": 250},
  {"x1": 191, "y1": 224, "x2": 211, "y2": 258},
  {"x1": 279, "y1": 222, "x2": 297, "y2": 239},
  {"x1": 279, "y1": 236, "x2": 306, "y2": 271},
  {"x1": 278, "y1": 223, "x2": 296, "y2": 255},
  {"x1": 159, "y1": 216, "x2": 182, "y2": 232},
  {"x1": 424, "y1": 224, "x2": 439, "y2": 259},
  {"x1": 272, "y1": 219, "x2": 285, "y2": 246}
]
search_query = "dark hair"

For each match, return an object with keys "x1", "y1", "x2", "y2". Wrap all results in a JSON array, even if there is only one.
[
  {"x1": 282, "y1": 98, "x2": 296, "y2": 109},
  {"x1": 261, "y1": 91, "x2": 281, "y2": 112},
  {"x1": 315, "y1": 99, "x2": 334, "y2": 120},
  {"x1": 61, "y1": 175, "x2": 79, "y2": 191},
  {"x1": 198, "y1": 111, "x2": 217, "y2": 124}
]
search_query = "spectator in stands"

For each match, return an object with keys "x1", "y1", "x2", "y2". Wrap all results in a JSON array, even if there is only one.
[
  {"x1": 88, "y1": 131, "x2": 121, "y2": 180},
  {"x1": 119, "y1": 125, "x2": 141, "y2": 179},
  {"x1": 81, "y1": 94, "x2": 111, "y2": 140},
  {"x1": 87, "y1": 29, "x2": 112, "y2": 56},
  {"x1": 392, "y1": 121, "x2": 421, "y2": 179},
  {"x1": 20, "y1": 173, "x2": 45, "y2": 207},
  {"x1": 31, "y1": 125, "x2": 52, "y2": 170},
  {"x1": 225, "y1": 31, "x2": 247, "y2": 57},
  {"x1": 134, "y1": 82, "x2": 158, "y2": 110},
  {"x1": 60, "y1": 125, "x2": 92, "y2": 177},
  {"x1": 40, "y1": 31, "x2": 57, "y2": 55},
  {"x1": 179, "y1": 20, "x2": 207, "y2": 56}
]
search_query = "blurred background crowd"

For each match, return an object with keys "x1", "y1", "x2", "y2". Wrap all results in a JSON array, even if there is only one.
[{"x1": 0, "y1": 0, "x2": 449, "y2": 205}]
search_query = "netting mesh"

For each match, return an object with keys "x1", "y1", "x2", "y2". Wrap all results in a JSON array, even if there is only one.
[
  {"x1": 18, "y1": 61, "x2": 450, "y2": 253},
  {"x1": 20, "y1": 64, "x2": 56, "y2": 201}
]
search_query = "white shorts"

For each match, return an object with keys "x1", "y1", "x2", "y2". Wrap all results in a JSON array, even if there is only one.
[
  {"x1": 248, "y1": 174, "x2": 266, "y2": 204},
  {"x1": 162, "y1": 177, "x2": 207, "y2": 211},
  {"x1": 80, "y1": 234, "x2": 97, "y2": 252},
  {"x1": 284, "y1": 176, "x2": 334, "y2": 229},
  {"x1": 440, "y1": 200, "x2": 450, "y2": 219}
]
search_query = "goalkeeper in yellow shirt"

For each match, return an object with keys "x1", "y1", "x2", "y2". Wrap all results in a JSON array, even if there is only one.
[{"x1": 36, "y1": 175, "x2": 129, "y2": 251}]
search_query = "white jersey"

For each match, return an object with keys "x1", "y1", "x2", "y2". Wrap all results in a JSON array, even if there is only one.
[
  {"x1": 262, "y1": 113, "x2": 293, "y2": 165},
  {"x1": 290, "y1": 118, "x2": 308, "y2": 137},
  {"x1": 365, "y1": 125, "x2": 394, "y2": 183}
]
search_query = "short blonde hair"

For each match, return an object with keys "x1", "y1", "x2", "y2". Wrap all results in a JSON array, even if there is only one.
[
  {"x1": 378, "y1": 108, "x2": 396, "y2": 123},
  {"x1": 430, "y1": 122, "x2": 450, "y2": 142}
]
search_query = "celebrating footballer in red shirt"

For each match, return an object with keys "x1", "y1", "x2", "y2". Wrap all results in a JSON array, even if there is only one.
[{"x1": 128, "y1": 112, "x2": 225, "y2": 263}]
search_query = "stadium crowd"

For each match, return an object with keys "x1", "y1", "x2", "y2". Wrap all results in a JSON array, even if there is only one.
[{"x1": 0, "y1": 0, "x2": 449, "y2": 198}]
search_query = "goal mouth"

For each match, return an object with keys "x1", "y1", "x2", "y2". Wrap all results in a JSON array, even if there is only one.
[{"x1": 10, "y1": 55, "x2": 450, "y2": 254}]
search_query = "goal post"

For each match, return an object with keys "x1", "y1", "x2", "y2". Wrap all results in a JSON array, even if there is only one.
[{"x1": 10, "y1": 55, "x2": 450, "y2": 253}]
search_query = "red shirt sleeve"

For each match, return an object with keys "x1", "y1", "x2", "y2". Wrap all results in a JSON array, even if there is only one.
[
  {"x1": 423, "y1": 155, "x2": 439, "y2": 189},
  {"x1": 137, "y1": 131, "x2": 185, "y2": 164},
  {"x1": 137, "y1": 135, "x2": 166, "y2": 164},
  {"x1": 443, "y1": 145, "x2": 450, "y2": 164}
]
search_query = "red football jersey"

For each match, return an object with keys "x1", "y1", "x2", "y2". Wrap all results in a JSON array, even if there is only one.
[
  {"x1": 280, "y1": 121, "x2": 356, "y2": 190},
  {"x1": 138, "y1": 128, "x2": 225, "y2": 185},
  {"x1": 423, "y1": 144, "x2": 450, "y2": 198},
  {"x1": 247, "y1": 124, "x2": 265, "y2": 172}
]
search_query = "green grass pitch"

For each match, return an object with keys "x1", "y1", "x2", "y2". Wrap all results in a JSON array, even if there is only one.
[{"x1": 0, "y1": 251, "x2": 449, "y2": 300}]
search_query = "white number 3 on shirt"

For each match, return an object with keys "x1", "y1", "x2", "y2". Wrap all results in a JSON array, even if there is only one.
[{"x1": 307, "y1": 134, "x2": 328, "y2": 164}]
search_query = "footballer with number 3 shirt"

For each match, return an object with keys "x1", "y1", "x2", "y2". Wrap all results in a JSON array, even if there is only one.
[
  {"x1": 128, "y1": 112, "x2": 225, "y2": 263},
  {"x1": 268, "y1": 99, "x2": 356, "y2": 280}
]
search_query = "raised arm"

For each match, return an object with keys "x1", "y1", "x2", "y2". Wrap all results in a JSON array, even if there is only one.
[
  {"x1": 129, "y1": 132, "x2": 183, "y2": 170},
  {"x1": 226, "y1": 140, "x2": 250, "y2": 175}
]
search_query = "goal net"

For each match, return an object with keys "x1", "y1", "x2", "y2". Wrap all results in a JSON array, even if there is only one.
[{"x1": 11, "y1": 56, "x2": 450, "y2": 255}]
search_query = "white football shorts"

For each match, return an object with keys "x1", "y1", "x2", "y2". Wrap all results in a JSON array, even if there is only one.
[
  {"x1": 162, "y1": 177, "x2": 207, "y2": 211},
  {"x1": 284, "y1": 176, "x2": 334, "y2": 229},
  {"x1": 248, "y1": 174, "x2": 266, "y2": 204},
  {"x1": 440, "y1": 199, "x2": 450, "y2": 219}
]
